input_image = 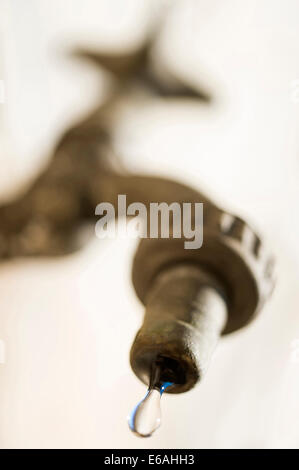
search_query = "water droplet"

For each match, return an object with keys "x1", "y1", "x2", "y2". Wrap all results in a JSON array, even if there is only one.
[
  {"x1": 128, "y1": 361, "x2": 173, "y2": 438},
  {"x1": 128, "y1": 388, "x2": 162, "y2": 438}
]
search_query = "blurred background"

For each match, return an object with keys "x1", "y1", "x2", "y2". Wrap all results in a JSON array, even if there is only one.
[{"x1": 0, "y1": 0, "x2": 299, "y2": 449}]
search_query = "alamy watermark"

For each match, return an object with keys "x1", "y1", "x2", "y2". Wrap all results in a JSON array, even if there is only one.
[{"x1": 95, "y1": 195, "x2": 203, "y2": 249}]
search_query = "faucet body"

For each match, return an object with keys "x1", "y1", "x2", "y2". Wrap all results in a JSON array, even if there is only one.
[{"x1": 0, "y1": 41, "x2": 275, "y2": 393}]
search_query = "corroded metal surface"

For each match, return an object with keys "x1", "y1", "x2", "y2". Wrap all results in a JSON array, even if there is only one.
[{"x1": 0, "y1": 32, "x2": 275, "y2": 393}]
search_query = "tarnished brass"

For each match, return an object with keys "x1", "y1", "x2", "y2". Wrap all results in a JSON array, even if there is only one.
[{"x1": 0, "y1": 34, "x2": 275, "y2": 393}]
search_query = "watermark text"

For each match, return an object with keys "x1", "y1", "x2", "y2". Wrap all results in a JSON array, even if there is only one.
[{"x1": 95, "y1": 195, "x2": 203, "y2": 249}]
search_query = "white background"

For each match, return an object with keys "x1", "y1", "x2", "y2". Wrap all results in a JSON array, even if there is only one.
[{"x1": 0, "y1": 0, "x2": 299, "y2": 448}]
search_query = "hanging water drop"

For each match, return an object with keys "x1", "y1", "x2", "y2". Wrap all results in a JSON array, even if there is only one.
[
  {"x1": 128, "y1": 361, "x2": 173, "y2": 438},
  {"x1": 128, "y1": 388, "x2": 162, "y2": 438}
]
